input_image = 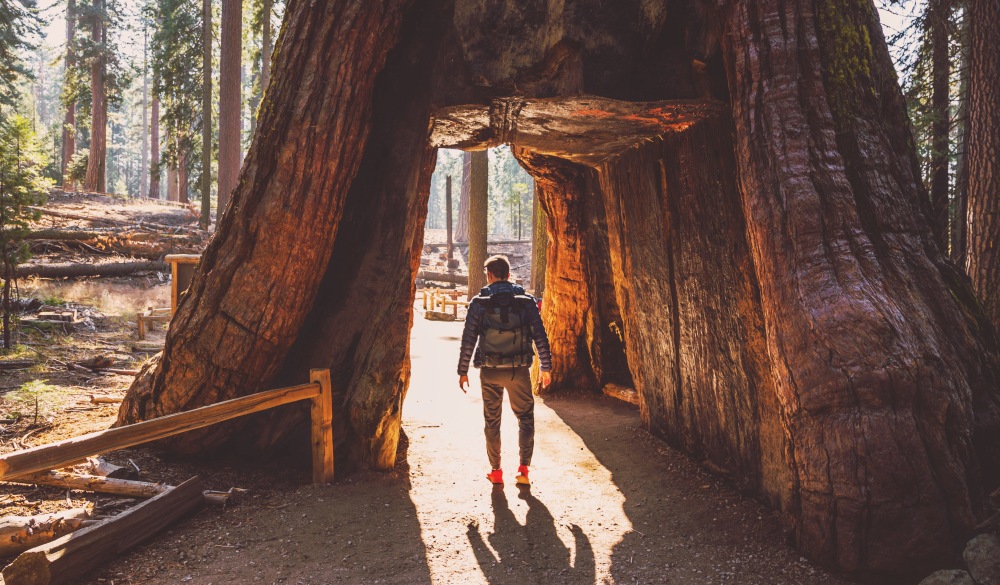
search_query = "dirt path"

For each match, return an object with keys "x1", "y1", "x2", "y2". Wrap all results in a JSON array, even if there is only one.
[{"x1": 78, "y1": 313, "x2": 852, "y2": 585}]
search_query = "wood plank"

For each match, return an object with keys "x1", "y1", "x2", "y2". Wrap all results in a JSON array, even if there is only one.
[
  {"x1": 7, "y1": 471, "x2": 231, "y2": 506},
  {"x1": 602, "y1": 383, "x2": 640, "y2": 406},
  {"x1": 309, "y1": 369, "x2": 334, "y2": 484},
  {"x1": 0, "y1": 383, "x2": 320, "y2": 481},
  {"x1": 0, "y1": 509, "x2": 93, "y2": 558},
  {"x1": 1, "y1": 477, "x2": 204, "y2": 585}
]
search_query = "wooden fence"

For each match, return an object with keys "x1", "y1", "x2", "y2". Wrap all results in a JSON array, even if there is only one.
[{"x1": 0, "y1": 369, "x2": 334, "y2": 484}]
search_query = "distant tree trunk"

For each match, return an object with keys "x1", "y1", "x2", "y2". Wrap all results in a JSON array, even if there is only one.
[
  {"x1": 140, "y1": 27, "x2": 148, "y2": 199},
  {"x1": 218, "y1": 0, "x2": 242, "y2": 215},
  {"x1": 466, "y1": 150, "x2": 488, "y2": 299},
  {"x1": 83, "y1": 0, "x2": 107, "y2": 193},
  {"x1": 178, "y1": 149, "x2": 189, "y2": 204},
  {"x1": 261, "y1": 0, "x2": 272, "y2": 91},
  {"x1": 455, "y1": 151, "x2": 471, "y2": 242},
  {"x1": 952, "y1": 8, "x2": 971, "y2": 264},
  {"x1": 201, "y1": 0, "x2": 212, "y2": 229},
  {"x1": 530, "y1": 184, "x2": 546, "y2": 294},
  {"x1": 719, "y1": 0, "x2": 1000, "y2": 576},
  {"x1": 61, "y1": 0, "x2": 76, "y2": 192},
  {"x1": 966, "y1": 0, "x2": 1000, "y2": 333},
  {"x1": 149, "y1": 94, "x2": 160, "y2": 199},
  {"x1": 929, "y1": 0, "x2": 951, "y2": 252},
  {"x1": 167, "y1": 162, "x2": 178, "y2": 202}
]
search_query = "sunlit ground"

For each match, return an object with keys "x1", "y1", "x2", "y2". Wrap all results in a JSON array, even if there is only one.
[{"x1": 405, "y1": 317, "x2": 632, "y2": 584}]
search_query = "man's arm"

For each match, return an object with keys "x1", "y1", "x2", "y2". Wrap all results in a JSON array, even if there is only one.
[
  {"x1": 525, "y1": 300, "x2": 552, "y2": 372},
  {"x1": 457, "y1": 299, "x2": 484, "y2": 376}
]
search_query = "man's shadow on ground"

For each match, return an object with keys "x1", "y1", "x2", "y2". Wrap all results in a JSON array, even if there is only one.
[{"x1": 467, "y1": 485, "x2": 595, "y2": 583}]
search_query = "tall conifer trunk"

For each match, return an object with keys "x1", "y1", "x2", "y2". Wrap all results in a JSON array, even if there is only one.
[
  {"x1": 218, "y1": 0, "x2": 242, "y2": 214},
  {"x1": 466, "y1": 150, "x2": 488, "y2": 299},
  {"x1": 61, "y1": 0, "x2": 76, "y2": 192},
  {"x1": 966, "y1": 0, "x2": 1000, "y2": 333},
  {"x1": 930, "y1": 0, "x2": 951, "y2": 252},
  {"x1": 149, "y1": 94, "x2": 160, "y2": 198},
  {"x1": 83, "y1": 0, "x2": 107, "y2": 193}
]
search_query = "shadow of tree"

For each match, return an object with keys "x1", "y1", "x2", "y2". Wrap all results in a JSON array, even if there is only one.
[{"x1": 467, "y1": 485, "x2": 595, "y2": 583}]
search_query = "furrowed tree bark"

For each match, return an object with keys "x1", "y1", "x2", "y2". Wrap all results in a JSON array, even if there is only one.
[
  {"x1": 253, "y1": 0, "x2": 452, "y2": 471},
  {"x1": 718, "y1": 0, "x2": 1000, "y2": 577},
  {"x1": 117, "y1": 0, "x2": 413, "y2": 455},
  {"x1": 83, "y1": 0, "x2": 107, "y2": 194},
  {"x1": 529, "y1": 185, "x2": 545, "y2": 294},
  {"x1": 218, "y1": 0, "x2": 243, "y2": 215},
  {"x1": 966, "y1": 0, "x2": 1000, "y2": 334},
  {"x1": 466, "y1": 150, "x2": 488, "y2": 300},
  {"x1": 261, "y1": 0, "x2": 272, "y2": 92},
  {"x1": 951, "y1": 9, "x2": 971, "y2": 264},
  {"x1": 455, "y1": 151, "x2": 471, "y2": 242},
  {"x1": 61, "y1": 0, "x2": 76, "y2": 193}
]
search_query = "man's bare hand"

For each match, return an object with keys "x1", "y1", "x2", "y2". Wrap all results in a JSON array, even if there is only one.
[
  {"x1": 540, "y1": 371, "x2": 552, "y2": 389},
  {"x1": 459, "y1": 375, "x2": 469, "y2": 393}
]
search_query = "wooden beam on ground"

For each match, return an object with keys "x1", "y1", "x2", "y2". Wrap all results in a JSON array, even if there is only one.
[
  {"x1": 310, "y1": 369, "x2": 334, "y2": 484},
  {"x1": 0, "y1": 382, "x2": 321, "y2": 481},
  {"x1": 417, "y1": 271, "x2": 468, "y2": 285},
  {"x1": 6, "y1": 470, "x2": 231, "y2": 506},
  {"x1": 1, "y1": 477, "x2": 204, "y2": 585},
  {"x1": 0, "y1": 509, "x2": 93, "y2": 558},
  {"x1": 603, "y1": 383, "x2": 640, "y2": 406}
]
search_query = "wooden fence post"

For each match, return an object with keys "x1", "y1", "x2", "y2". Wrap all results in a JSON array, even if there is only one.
[{"x1": 309, "y1": 369, "x2": 334, "y2": 484}]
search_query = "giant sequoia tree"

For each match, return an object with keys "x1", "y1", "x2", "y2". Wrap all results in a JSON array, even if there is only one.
[{"x1": 118, "y1": 0, "x2": 1000, "y2": 580}]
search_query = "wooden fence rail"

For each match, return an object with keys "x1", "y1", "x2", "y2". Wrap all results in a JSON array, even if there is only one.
[{"x1": 0, "y1": 369, "x2": 334, "y2": 484}]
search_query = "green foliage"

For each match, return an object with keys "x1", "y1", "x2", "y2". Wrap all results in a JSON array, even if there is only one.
[
  {"x1": 151, "y1": 0, "x2": 205, "y2": 201},
  {"x1": 817, "y1": 0, "x2": 876, "y2": 124},
  {"x1": 0, "y1": 113, "x2": 50, "y2": 262},
  {"x1": 0, "y1": 0, "x2": 40, "y2": 107},
  {"x1": 67, "y1": 148, "x2": 89, "y2": 183}
]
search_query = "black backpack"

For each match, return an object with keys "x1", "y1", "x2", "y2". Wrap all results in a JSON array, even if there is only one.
[{"x1": 480, "y1": 291, "x2": 535, "y2": 368}]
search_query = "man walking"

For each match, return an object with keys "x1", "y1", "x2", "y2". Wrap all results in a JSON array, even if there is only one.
[{"x1": 458, "y1": 255, "x2": 552, "y2": 486}]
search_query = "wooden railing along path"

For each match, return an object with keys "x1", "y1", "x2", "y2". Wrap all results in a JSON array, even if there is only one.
[{"x1": 0, "y1": 369, "x2": 334, "y2": 484}]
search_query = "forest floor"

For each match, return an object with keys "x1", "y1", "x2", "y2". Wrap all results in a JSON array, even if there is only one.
[{"x1": 0, "y1": 196, "x2": 853, "y2": 585}]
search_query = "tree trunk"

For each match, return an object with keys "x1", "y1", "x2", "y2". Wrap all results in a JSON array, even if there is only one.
[
  {"x1": 529, "y1": 184, "x2": 545, "y2": 294},
  {"x1": 951, "y1": 7, "x2": 971, "y2": 264},
  {"x1": 718, "y1": 0, "x2": 1000, "y2": 577},
  {"x1": 201, "y1": 0, "x2": 213, "y2": 230},
  {"x1": 178, "y1": 149, "x2": 189, "y2": 204},
  {"x1": 141, "y1": 27, "x2": 148, "y2": 200},
  {"x1": 61, "y1": 0, "x2": 76, "y2": 192},
  {"x1": 466, "y1": 150, "x2": 488, "y2": 299},
  {"x1": 167, "y1": 163, "x2": 178, "y2": 202},
  {"x1": 118, "y1": 0, "x2": 415, "y2": 460},
  {"x1": 149, "y1": 94, "x2": 160, "y2": 199},
  {"x1": 261, "y1": 0, "x2": 272, "y2": 92},
  {"x1": 218, "y1": 0, "x2": 243, "y2": 215},
  {"x1": 455, "y1": 151, "x2": 470, "y2": 242},
  {"x1": 966, "y1": 0, "x2": 1000, "y2": 334},
  {"x1": 83, "y1": 0, "x2": 107, "y2": 194},
  {"x1": 929, "y1": 0, "x2": 951, "y2": 252}
]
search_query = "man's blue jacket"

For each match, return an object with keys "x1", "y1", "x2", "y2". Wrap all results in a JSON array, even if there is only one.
[{"x1": 457, "y1": 281, "x2": 552, "y2": 376}]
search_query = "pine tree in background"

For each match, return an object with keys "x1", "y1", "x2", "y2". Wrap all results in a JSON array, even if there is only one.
[
  {"x1": 466, "y1": 150, "x2": 488, "y2": 301},
  {"x1": 152, "y1": 0, "x2": 203, "y2": 204},
  {"x1": 82, "y1": 0, "x2": 108, "y2": 192},
  {"x1": 61, "y1": 0, "x2": 77, "y2": 191},
  {"x1": 217, "y1": 0, "x2": 242, "y2": 214},
  {"x1": 0, "y1": 0, "x2": 40, "y2": 107},
  {"x1": 0, "y1": 113, "x2": 50, "y2": 349}
]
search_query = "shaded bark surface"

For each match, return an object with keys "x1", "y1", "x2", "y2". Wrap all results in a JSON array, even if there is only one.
[
  {"x1": 718, "y1": 0, "x2": 1000, "y2": 576},
  {"x1": 118, "y1": 0, "x2": 412, "y2": 452},
  {"x1": 149, "y1": 95, "x2": 160, "y2": 198},
  {"x1": 966, "y1": 0, "x2": 1000, "y2": 334},
  {"x1": 83, "y1": 0, "x2": 107, "y2": 193},
  {"x1": 217, "y1": 0, "x2": 243, "y2": 214},
  {"x1": 454, "y1": 151, "x2": 470, "y2": 242},
  {"x1": 61, "y1": 0, "x2": 75, "y2": 192}
]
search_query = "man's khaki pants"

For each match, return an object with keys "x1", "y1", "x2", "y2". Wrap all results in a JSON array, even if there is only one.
[{"x1": 480, "y1": 366, "x2": 534, "y2": 470}]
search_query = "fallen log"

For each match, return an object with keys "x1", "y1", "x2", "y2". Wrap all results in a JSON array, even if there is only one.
[
  {"x1": 603, "y1": 383, "x2": 639, "y2": 406},
  {"x1": 0, "y1": 360, "x2": 35, "y2": 370},
  {"x1": 17, "y1": 261, "x2": 167, "y2": 279},
  {"x1": 8, "y1": 470, "x2": 231, "y2": 506},
  {"x1": 25, "y1": 206, "x2": 198, "y2": 234},
  {"x1": 1, "y1": 477, "x2": 204, "y2": 585},
  {"x1": 0, "y1": 508, "x2": 93, "y2": 558},
  {"x1": 417, "y1": 270, "x2": 468, "y2": 285},
  {"x1": 83, "y1": 458, "x2": 135, "y2": 479}
]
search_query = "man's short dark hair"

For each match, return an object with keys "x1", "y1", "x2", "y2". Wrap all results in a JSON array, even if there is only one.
[{"x1": 485, "y1": 255, "x2": 510, "y2": 280}]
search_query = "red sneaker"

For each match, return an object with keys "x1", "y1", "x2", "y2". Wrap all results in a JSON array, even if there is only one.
[
  {"x1": 486, "y1": 469, "x2": 503, "y2": 484},
  {"x1": 516, "y1": 465, "x2": 530, "y2": 486}
]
